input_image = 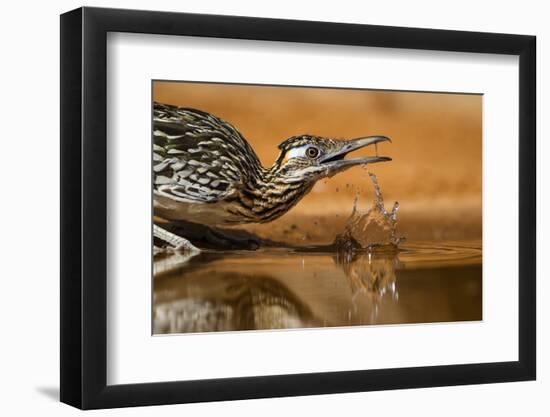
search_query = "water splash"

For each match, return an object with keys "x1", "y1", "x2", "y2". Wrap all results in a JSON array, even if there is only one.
[
  {"x1": 335, "y1": 172, "x2": 403, "y2": 252},
  {"x1": 332, "y1": 173, "x2": 402, "y2": 322}
]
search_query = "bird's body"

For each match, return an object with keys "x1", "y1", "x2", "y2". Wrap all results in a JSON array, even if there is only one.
[{"x1": 153, "y1": 102, "x2": 391, "y2": 231}]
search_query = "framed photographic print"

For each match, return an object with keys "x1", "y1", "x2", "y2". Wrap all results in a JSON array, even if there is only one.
[{"x1": 60, "y1": 6, "x2": 536, "y2": 409}]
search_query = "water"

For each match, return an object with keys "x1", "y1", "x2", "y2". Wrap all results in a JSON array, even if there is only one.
[
  {"x1": 153, "y1": 242, "x2": 481, "y2": 334},
  {"x1": 335, "y1": 172, "x2": 402, "y2": 252},
  {"x1": 153, "y1": 172, "x2": 481, "y2": 334}
]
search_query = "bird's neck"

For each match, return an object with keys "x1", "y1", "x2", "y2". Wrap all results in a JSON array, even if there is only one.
[{"x1": 235, "y1": 165, "x2": 314, "y2": 223}]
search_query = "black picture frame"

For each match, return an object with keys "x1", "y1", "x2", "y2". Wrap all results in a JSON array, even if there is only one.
[{"x1": 60, "y1": 6, "x2": 536, "y2": 410}]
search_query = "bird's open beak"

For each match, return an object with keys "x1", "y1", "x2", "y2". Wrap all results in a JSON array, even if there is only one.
[{"x1": 320, "y1": 136, "x2": 392, "y2": 176}]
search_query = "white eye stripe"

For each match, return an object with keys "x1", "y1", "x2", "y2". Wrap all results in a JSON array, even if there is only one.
[
  {"x1": 286, "y1": 145, "x2": 320, "y2": 159},
  {"x1": 285, "y1": 145, "x2": 309, "y2": 159}
]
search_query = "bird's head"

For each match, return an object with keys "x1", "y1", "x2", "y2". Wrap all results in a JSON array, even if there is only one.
[{"x1": 271, "y1": 135, "x2": 391, "y2": 184}]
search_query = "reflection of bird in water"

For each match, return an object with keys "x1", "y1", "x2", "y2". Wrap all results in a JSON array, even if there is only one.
[
  {"x1": 153, "y1": 102, "x2": 391, "y2": 250},
  {"x1": 154, "y1": 274, "x2": 318, "y2": 333}
]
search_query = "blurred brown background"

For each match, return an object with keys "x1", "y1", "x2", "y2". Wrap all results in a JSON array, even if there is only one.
[{"x1": 153, "y1": 81, "x2": 482, "y2": 244}]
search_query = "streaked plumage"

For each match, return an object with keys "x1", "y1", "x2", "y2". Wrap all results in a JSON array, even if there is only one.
[
  {"x1": 154, "y1": 274, "x2": 319, "y2": 333},
  {"x1": 153, "y1": 102, "x2": 391, "y2": 226}
]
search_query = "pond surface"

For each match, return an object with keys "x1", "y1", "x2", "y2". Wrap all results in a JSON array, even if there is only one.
[{"x1": 153, "y1": 240, "x2": 482, "y2": 334}]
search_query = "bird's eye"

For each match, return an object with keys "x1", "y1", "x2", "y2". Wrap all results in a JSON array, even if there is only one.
[{"x1": 306, "y1": 147, "x2": 320, "y2": 158}]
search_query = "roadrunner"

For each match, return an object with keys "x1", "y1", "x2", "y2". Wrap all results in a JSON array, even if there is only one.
[{"x1": 153, "y1": 102, "x2": 391, "y2": 251}]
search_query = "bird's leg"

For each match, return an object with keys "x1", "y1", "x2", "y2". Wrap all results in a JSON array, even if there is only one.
[{"x1": 153, "y1": 224, "x2": 200, "y2": 253}]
